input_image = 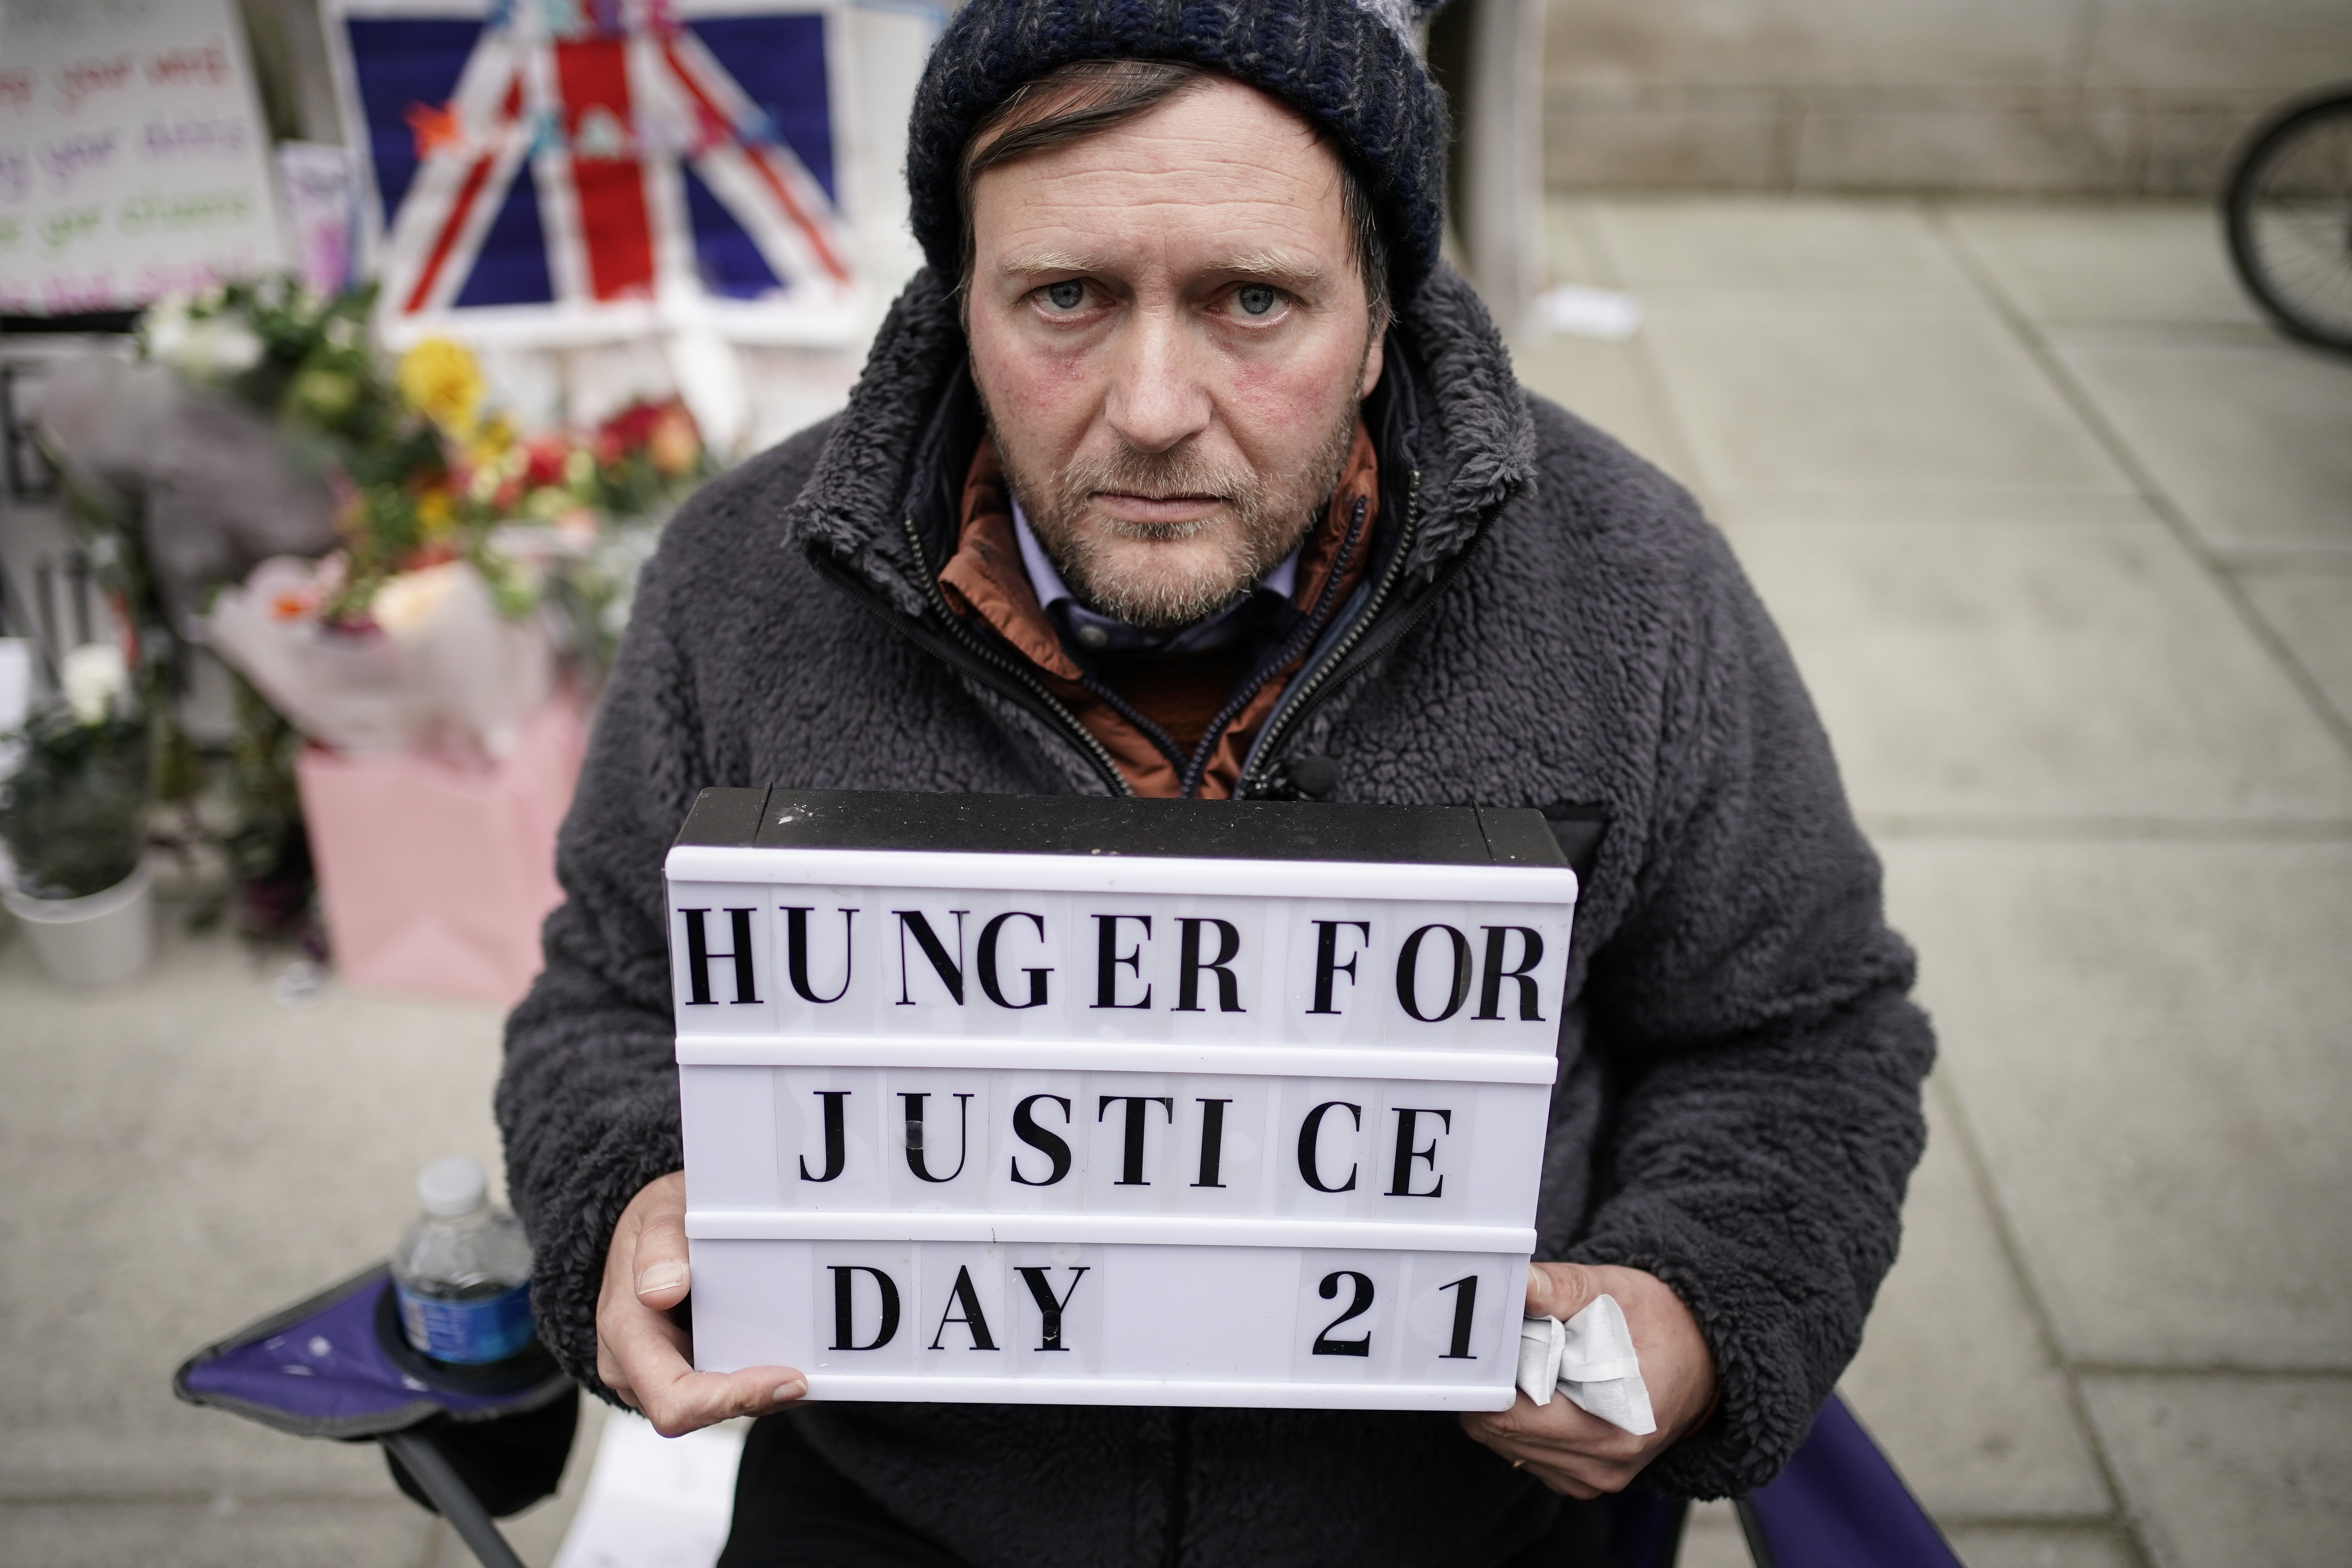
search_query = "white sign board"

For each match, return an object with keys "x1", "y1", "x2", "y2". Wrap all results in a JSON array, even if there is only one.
[
  {"x1": 0, "y1": 0, "x2": 285, "y2": 315},
  {"x1": 668, "y1": 789, "x2": 1576, "y2": 1411}
]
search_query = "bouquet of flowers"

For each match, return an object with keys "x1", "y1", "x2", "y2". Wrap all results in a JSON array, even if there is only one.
[
  {"x1": 33, "y1": 276, "x2": 715, "y2": 942},
  {"x1": 168, "y1": 288, "x2": 712, "y2": 758}
]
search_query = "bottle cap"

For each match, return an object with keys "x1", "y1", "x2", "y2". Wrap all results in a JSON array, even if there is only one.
[{"x1": 417, "y1": 1155, "x2": 489, "y2": 1218}]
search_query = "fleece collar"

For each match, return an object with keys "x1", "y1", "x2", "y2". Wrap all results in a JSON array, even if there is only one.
[{"x1": 784, "y1": 262, "x2": 1535, "y2": 619}]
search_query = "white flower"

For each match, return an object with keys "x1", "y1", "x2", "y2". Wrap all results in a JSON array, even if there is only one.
[
  {"x1": 370, "y1": 562, "x2": 465, "y2": 639},
  {"x1": 147, "y1": 310, "x2": 265, "y2": 380},
  {"x1": 143, "y1": 291, "x2": 192, "y2": 343},
  {"x1": 61, "y1": 643, "x2": 129, "y2": 725}
]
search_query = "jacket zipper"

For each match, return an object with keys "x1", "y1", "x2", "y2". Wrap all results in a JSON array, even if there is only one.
[
  {"x1": 892, "y1": 516, "x2": 1136, "y2": 796},
  {"x1": 1239, "y1": 468, "x2": 1423, "y2": 796},
  {"x1": 1173, "y1": 494, "x2": 1370, "y2": 799}
]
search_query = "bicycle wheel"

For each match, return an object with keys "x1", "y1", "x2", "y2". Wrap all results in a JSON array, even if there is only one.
[{"x1": 2225, "y1": 84, "x2": 2352, "y2": 353}]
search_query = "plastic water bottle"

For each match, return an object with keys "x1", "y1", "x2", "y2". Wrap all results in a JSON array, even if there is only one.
[{"x1": 392, "y1": 1156, "x2": 536, "y2": 1365}]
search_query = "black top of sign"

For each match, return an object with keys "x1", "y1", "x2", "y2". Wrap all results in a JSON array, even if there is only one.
[{"x1": 675, "y1": 788, "x2": 1566, "y2": 869}]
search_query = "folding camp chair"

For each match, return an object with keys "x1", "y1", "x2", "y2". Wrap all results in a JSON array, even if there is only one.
[{"x1": 175, "y1": 1263, "x2": 577, "y2": 1568}]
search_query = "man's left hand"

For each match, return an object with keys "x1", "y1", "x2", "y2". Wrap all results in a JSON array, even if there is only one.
[{"x1": 1459, "y1": 1262, "x2": 1718, "y2": 1497}]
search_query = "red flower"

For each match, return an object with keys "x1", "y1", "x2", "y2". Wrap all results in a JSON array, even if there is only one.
[
  {"x1": 523, "y1": 434, "x2": 570, "y2": 489},
  {"x1": 599, "y1": 399, "x2": 665, "y2": 452}
]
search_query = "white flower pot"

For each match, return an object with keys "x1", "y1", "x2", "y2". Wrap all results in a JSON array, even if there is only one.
[{"x1": 2, "y1": 860, "x2": 154, "y2": 987}]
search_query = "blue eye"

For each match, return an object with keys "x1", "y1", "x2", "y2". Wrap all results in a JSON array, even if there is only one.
[
  {"x1": 1044, "y1": 280, "x2": 1084, "y2": 310},
  {"x1": 1235, "y1": 285, "x2": 1279, "y2": 316}
]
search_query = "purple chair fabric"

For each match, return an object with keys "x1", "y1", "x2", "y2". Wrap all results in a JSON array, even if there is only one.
[
  {"x1": 1740, "y1": 1394, "x2": 1966, "y2": 1568},
  {"x1": 176, "y1": 1263, "x2": 574, "y2": 1567},
  {"x1": 174, "y1": 1262, "x2": 569, "y2": 1439}
]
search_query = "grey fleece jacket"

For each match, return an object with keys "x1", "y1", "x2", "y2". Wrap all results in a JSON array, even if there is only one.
[{"x1": 497, "y1": 262, "x2": 1933, "y2": 1565}]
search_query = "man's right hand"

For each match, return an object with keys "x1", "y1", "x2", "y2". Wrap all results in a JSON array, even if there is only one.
[{"x1": 595, "y1": 1171, "x2": 807, "y2": 1437}]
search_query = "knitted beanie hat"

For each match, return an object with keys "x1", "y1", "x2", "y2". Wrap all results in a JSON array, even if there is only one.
[{"x1": 905, "y1": 0, "x2": 1452, "y2": 295}]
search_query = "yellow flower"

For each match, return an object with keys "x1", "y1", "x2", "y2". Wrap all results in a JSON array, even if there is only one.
[
  {"x1": 397, "y1": 338, "x2": 485, "y2": 437},
  {"x1": 649, "y1": 403, "x2": 702, "y2": 477},
  {"x1": 468, "y1": 412, "x2": 517, "y2": 469},
  {"x1": 417, "y1": 488, "x2": 456, "y2": 537}
]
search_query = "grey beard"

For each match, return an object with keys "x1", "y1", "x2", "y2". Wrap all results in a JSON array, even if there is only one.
[{"x1": 995, "y1": 400, "x2": 1361, "y2": 632}]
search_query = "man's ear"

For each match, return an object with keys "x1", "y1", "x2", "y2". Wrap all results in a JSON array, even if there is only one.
[{"x1": 1357, "y1": 314, "x2": 1388, "y2": 400}]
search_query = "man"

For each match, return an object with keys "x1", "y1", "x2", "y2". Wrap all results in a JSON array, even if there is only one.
[{"x1": 499, "y1": 2, "x2": 1933, "y2": 1563}]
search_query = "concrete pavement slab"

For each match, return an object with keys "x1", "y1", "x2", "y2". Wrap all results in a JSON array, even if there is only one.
[
  {"x1": 1842, "y1": 1084, "x2": 2111, "y2": 1521},
  {"x1": 1940, "y1": 203, "x2": 2263, "y2": 327},
  {"x1": 1717, "y1": 492, "x2": 2165, "y2": 528},
  {"x1": 0, "y1": 915, "x2": 512, "y2": 1498},
  {"x1": 2238, "y1": 568, "x2": 2352, "y2": 732},
  {"x1": 1637, "y1": 298, "x2": 2136, "y2": 499},
  {"x1": 2081, "y1": 1374, "x2": 2352, "y2": 1568},
  {"x1": 1526, "y1": 198, "x2": 1713, "y2": 501},
  {"x1": 1722, "y1": 514, "x2": 2352, "y2": 820},
  {"x1": 0, "y1": 1498, "x2": 434, "y2": 1568},
  {"x1": 1945, "y1": 1525, "x2": 2139, "y2": 1568},
  {"x1": 1641, "y1": 1500, "x2": 2135, "y2": 1566},
  {"x1": 1541, "y1": 198, "x2": 1623, "y2": 290},
  {"x1": 1882, "y1": 840, "x2": 2352, "y2": 1370},
  {"x1": 1677, "y1": 1501, "x2": 1748, "y2": 1568},
  {"x1": 2049, "y1": 328, "x2": 2352, "y2": 558},
  {"x1": 1591, "y1": 197, "x2": 1978, "y2": 290}
]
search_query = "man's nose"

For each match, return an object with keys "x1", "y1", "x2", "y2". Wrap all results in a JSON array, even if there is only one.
[{"x1": 1101, "y1": 307, "x2": 1211, "y2": 454}]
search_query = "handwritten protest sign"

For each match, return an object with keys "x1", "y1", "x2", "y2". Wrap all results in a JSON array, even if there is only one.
[
  {"x1": 0, "y1": 0, "x2": 284, "y2": 316},
  {"x1": 668, "y1": 789, "x2": 1575, "y2": 1410}
]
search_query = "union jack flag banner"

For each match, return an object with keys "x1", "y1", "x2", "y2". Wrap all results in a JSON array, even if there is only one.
[{"x1": 326, "y1": 0, "x2": 864, "y2": 349}]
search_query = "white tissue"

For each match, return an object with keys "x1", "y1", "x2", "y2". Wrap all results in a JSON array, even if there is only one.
[{"x1": 1516, "y1": 1295, "x2": 1657, "y2": 1436}]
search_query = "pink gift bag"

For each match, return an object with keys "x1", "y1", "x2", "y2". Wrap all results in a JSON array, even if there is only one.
[{"x1": 297, "y1": 699, "x2": 588, "y2": 1009}]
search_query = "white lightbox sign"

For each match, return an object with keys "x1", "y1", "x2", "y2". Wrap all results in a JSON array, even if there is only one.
[{"x1": 667, "y1": 788, "x2": 1577, "y2": 1411}]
